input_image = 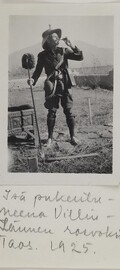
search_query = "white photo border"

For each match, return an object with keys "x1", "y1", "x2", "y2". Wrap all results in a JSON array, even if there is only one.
[{"x1": 0, "y1": 2, "x2": 120, "y2": 186}]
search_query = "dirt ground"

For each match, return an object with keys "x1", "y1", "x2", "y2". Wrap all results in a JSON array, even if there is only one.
[{"x1": 8, "y1": 86, "x2": 113, "y2": 173}]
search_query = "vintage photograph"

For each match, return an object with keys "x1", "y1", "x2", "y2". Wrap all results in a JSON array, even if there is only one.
[{"x1": 8, "y1": 15, "x2": 113, "y2": 173}]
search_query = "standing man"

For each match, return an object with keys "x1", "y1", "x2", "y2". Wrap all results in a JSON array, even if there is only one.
[{"x1": 27, "y1": 26, "x2": 83, "y2": 147}]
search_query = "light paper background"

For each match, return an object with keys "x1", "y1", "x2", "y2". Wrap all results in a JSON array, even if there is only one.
[
  {"x1": 0, "y1": 3, "x2": 120, "y2": 269},
  {"x1": 0, "y1": 185, "x2": 120, "y2": 268},
  {"x1": 0, "y1": 2, "x2": 120, "y2": 185},
  {"x1": 1, "y1": 0, "x2": 120, "y2": 4}
]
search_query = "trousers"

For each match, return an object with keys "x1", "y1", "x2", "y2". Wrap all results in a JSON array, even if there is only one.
[{"x1": 44, "y1": 90, "x2": 75, "y2": 139}]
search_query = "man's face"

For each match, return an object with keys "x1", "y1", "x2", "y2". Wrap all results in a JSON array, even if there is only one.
[{"x1": 47, "y1": 33, "x2": 60, "y2": 48}]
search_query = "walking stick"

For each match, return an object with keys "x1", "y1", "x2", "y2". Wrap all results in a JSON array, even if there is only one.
[
  {"x1": 27, "y1": 68, "x2": 42, "y2": 148},
  {"x1": 22, "y1": 53, "x2": 44, "y2": 160}
]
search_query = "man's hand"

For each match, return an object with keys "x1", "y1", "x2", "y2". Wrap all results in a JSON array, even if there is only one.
[
  {"x1": 27, "y1": 78, "x2": 34, "y2": 86},
  {"x1": 62, "y1": 37, "x2": 75, "y2": 49}
]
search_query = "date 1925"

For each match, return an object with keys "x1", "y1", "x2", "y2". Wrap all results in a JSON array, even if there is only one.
[
  {"x1": 51, "y1": 240, "x2": 94, "y2": 254},
  {"x1": 0, "y1": 235, "x2": 94, "y2": 254}
]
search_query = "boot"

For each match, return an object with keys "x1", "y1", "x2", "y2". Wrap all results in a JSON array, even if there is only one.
[
  {"x1": 71, "y1": 136, "x2": 80, "y2": 146},
  {"x1": 47, "y1": 117, "x2": 55, "y2": 147},
  {"x1": 47, "y1": 138, "x2": 52, "y2": 148},
  {"x1": 66, "y1": 117, "x2": 80, "y2": 146}
]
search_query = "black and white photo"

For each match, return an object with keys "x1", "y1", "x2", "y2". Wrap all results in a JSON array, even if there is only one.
[{"x1": 8, "y1": 14, "x2": 113, "y2": 174}]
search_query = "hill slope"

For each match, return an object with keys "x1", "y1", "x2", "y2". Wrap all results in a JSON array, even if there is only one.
[{"x1": 9, "y1": 40, "x2": 113, "y2": 78}]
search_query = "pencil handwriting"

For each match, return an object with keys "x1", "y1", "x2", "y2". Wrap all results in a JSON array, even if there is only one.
[
  {"x1": 0, "y1": 187, "x2": 119, "y2": 260},
  {"x1": 33, "y1": 191, "x2": 102, "y2": 208}
]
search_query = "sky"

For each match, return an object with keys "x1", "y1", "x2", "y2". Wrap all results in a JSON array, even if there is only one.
[{"x1": 9, "y1": 15, "x2": 113, "y2": 54}]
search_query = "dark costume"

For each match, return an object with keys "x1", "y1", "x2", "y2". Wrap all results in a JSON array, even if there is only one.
[{"x1": 32, "y1": 46, "x2": 83, "y2": 140}]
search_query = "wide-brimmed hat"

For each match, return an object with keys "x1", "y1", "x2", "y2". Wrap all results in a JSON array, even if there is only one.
[{"x1": 42, "y1": 27, "x2": 62, "y2": 49}]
